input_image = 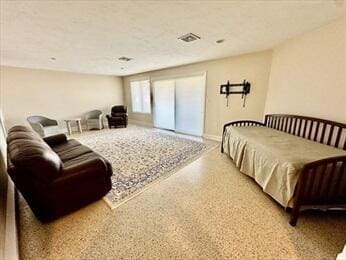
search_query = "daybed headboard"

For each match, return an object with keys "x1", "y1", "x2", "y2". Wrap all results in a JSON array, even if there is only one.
[{"x1": 264, "y1": 114, "x2": 346, "y2": 150}]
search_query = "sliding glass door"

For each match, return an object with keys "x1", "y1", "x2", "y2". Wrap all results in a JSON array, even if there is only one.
[
  {"x1": 152, "y1": 74, "x2": 205, "y2": 136},
  {"x1": 175, "y1": 75, "x2": 205, "y2": 136},
  {"x1": 153, "y1": 79, "x2": 175, "y2": 130}
]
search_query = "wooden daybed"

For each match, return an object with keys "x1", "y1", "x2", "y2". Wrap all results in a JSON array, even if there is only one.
[{"x1": 221, "y1": 114, "x2": 346, "y2": 226}]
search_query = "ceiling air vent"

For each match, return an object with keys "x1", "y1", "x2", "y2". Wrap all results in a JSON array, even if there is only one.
[
  {"x1": 178, "y1": 33, "x2": 201, "y2": 42},
  {"x1": 118, "y1": 57, "x2": 133, "y2": 61}
]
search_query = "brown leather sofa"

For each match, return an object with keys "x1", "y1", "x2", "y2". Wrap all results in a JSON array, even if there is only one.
[
  {"x1": 7, "y1": 125, "x2": 112, "y2": 221},
  {"x1": 106, "y1": 105, "x2": 128, "y2": 128}
]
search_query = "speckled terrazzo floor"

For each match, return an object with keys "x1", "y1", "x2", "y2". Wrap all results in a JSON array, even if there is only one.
[{"x1": 18, "y1": 146, "x2": 346, "y2": 260}]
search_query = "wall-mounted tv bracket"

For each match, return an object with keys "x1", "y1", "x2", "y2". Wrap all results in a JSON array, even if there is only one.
[{"x1": 219, "y1": 80, "x2": 251, "y2": 107}]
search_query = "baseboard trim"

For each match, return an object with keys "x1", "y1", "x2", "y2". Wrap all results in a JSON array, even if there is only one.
[
  {"x1": 128, "y1": 121, "x2": 222, "y2": 142},
  {"x1": 128, "y1": 119, "x2": 154, "y2": 128},
  {"x1": 203, "y1": 134, "x2": 222, "y2": 142}
]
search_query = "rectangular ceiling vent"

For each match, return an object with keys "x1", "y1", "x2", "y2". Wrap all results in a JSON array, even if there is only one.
[
  {"x1": 118, "y1": 57, "x2": 132, "y2": 61},
  {"x1": 178, "y1": 33, "x2": 201, "y2": 42}
]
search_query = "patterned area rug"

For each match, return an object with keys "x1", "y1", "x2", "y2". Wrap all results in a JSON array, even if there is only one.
[{"x1": 76, "y1": 126, "x2": 210, "y2": 208}]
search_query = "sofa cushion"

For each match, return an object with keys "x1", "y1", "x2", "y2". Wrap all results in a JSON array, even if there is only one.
[
  {"x1": 57, "y1": 145, "x2": 93, "y2": 162},
  {"x1": 43, "y1": 134, "x2": 67, "y2": 147},
  {"x1": 52, "y1": 139, "x2": 81, "y2": 153}
]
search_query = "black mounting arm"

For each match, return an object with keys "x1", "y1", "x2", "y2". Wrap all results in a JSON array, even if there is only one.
[{"x1": 219, "y1": 80, "x2": 251, "y2": 107}]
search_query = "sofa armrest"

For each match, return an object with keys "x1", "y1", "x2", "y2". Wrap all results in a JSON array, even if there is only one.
[
  {"x1": 56, "y1": 158, "x2": 111, "y2": 185},
  {"x1": 43, "y1": 133, "x2": 67, "y2": 147},
  {"x1": 29, "y1": 123, "x2": 45, "y2": 137}
]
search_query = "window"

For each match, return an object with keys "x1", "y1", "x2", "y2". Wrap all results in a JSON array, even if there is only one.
[{"x1": 130, "y1": 80, "x2": 151, "y2": 113}]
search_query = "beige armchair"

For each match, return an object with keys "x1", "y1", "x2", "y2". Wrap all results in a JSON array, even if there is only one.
[
  {"x1": 86, "y1": 110, "x2": 103, "y2": 130},
  {"x1": 27, "y1": 115, "x2": 62, "y2": 137}
]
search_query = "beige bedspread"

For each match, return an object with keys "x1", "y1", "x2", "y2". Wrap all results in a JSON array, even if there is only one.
[{"x1": 223, "y1": 126, "x2": 346, "y2": 207}]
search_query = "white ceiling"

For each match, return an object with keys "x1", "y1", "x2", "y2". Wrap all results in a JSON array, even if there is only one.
[{"x1": 1, "y1": 1, "x2": 345, "y2": 76}]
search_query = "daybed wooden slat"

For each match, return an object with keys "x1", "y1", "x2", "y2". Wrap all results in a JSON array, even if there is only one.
[
  {"x1": 325, "y1": 162, "x2": 336, "y2": 197},
  {"x1": 320, "y1": 123, "x2": 327, "y2": 144},
  {"x1": 313, "y1": 122, "x2": 320, "y2": 141},
  {"x1": 274, "y1": 117, "x2": 277, "y2": 128},
  {"x1": 308, "y1": 120, "x2": 314, "y2": 140},
  {"x1": 293, "y1": 117, "x2": 298, "y2": 135},
  {"x1": 334, "y1": 127, "x2": 342, "y2": 148},
  {"x1": 316, "y1": 164, "x2": 327, "y2": 194},
  {"x1": 298, "y1": 119, "x2": 303, "y2": 136},
  {"x1": 280, "y1": 117, "x2": 284, "y2": 131},
  {"x1": 302, "y1": 120, "x2": 307, "y2": 137},
  {"x1": 327, "y1": 125, "x2": 334, "y2": 145},
  {"x1": 335, "y1": 162, "x2": 345, "y2": 195}
]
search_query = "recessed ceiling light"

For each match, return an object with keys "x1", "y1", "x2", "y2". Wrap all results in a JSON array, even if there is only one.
[
  {"x1": 178, "y1": 33, "x2": 201, "y2": 42},
  {"x1": 216, "y1": 39, "x2": 225, "y2": 44},
  {"x1": 50, "y1": 57, "x2": 56, "y2": 60},
  {"x1": 118, "y1": 57, "x2": 132, "y2": 61}
]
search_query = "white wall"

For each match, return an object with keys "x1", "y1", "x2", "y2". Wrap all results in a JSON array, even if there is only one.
[
  {"x1": 265, "y1": 16, "x2": 346, "y2": 123},
  {"x1": 0, "y1": 66, "x2": 124, "y2": 129},
  {"x1": 0, "y1": 109, "x2": 8, "y2": 260},
  {"x1": 0, "y1": 108, "x2": 18, "y2": 260},
  {"x1": 123, "y1": 50, "x2": 272, "y2": 138}
]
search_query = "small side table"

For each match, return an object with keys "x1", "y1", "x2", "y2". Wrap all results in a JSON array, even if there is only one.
[{"x1": 64, "y1": 118, "x2": 82, "y2": 135}]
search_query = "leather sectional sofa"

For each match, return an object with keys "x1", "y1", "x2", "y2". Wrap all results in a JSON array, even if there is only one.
[{"x1": 7, "y1": 125, "x2": 112, "y2": 221}]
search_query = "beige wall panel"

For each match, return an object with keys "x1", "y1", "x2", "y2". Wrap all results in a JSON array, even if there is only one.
[
  {"x1": 265, "y1": 16, "x2": 346, "y2": 123},
  {"x1": 0, "y1": 66, "x2": 124, "y2": 129},
  {"x1": 123, "y1": 50, "x2": 272, "y2": 137}
]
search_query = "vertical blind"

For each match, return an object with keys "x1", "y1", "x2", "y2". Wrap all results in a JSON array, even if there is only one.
[
  {"x1": 153, "y1": 79, "x2": 176, "y2": 130},
  {"x1": 130, "y1": 80, "x2": 151, "y2": 113}
]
